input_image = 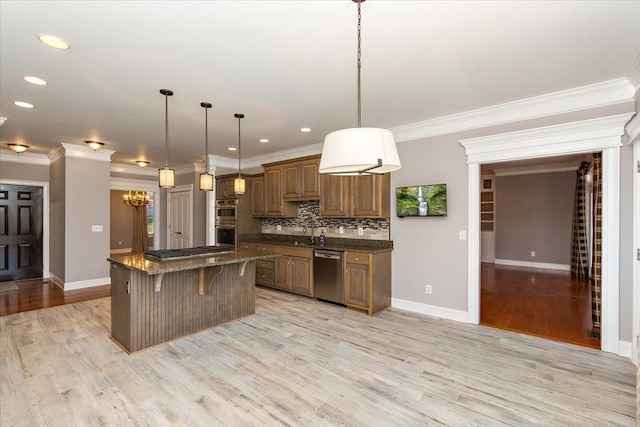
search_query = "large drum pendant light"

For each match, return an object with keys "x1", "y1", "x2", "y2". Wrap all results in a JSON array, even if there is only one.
[
  {"x1": 199, "y1": 102, "x2": 214, "y2": 191},
  {"x1": 319, "y1": 0, "x2": 401, "y2": 175},
  {"x1": 233, "y1": 113, "x2": 246, "y2": 195},
  {"x1": 158, "y1": 88, "x2": 175, "y2": 188}
]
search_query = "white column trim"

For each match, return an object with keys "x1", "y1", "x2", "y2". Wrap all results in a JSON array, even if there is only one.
[
  {"x1": 460, "y1": 113, "x2": 631, "y2": 356},
  {"x1": 627, "y1": 113, "x2": 640, "y2": 365},
  {"x1": 601, "y1": 148, "x2": 620, "y2": 354},
  {"x1": 467, "y1": 163, "x2": 480, "y2": 324}
]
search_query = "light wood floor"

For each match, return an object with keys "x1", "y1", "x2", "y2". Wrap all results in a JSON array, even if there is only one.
[
  {"x1": 1, "y1": 287, "x2": 636, "y2": 426},
  {"x1": 481, "y1": 263, "x2": 600, "y2": 349}
]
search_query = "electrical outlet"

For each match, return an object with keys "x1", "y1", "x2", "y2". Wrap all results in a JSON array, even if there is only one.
[
  {"x1": 459, "y1": 230, "x2": 466, "y2": 240},
  {"x1": 425, "y1": 285, "x2": 432, "y2": 294},
  {"x1": 531, "y1": 251, "x2": 536, "y2": 257},
  {"x1": 276, "y1": 225, "x2": 282, "y2": 231},
  {"x1": 339, "y1": 226, "x2": 344, "y2": 234},
  {"x1": 358, "y1": 227, "x2": 364, "y2": 236}
]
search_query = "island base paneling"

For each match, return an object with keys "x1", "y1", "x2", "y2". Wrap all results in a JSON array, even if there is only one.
[{"x1": 110, "y1": 261, "x2": 256, "y2": 353}]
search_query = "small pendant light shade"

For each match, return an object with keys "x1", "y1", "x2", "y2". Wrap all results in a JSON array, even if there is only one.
[
  {"x1": 233, "y1": 113, "x2": 246, "y2": 195},
  {"x1": 158, "y1": 89, "x2": 175, "y2": 188},
  {"x1": 199, "y1": 102, "x2": 214, "y2": 191}
]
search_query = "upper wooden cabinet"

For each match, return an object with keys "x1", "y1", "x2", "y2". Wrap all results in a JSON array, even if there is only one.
[
  {"x1": 215, "y1": 176, "x2": 236, "y2": 199},
  {"x1": 282, "y1": 157, "x2": 320, "y2": 200},
  {"x1": 320, "y1": 173, "x2": 390, "y2": 218},
  {"x1": 250, "y1": 175, "x2": 265, "y2": 217},
  {"x1": 262, "y1": 165, "x2": 298, "y2": 217}
]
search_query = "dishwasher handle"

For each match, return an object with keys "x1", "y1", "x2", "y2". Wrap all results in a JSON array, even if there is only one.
[{"x1": 314, "y1": 250, "x2": 342, "y2": 260}]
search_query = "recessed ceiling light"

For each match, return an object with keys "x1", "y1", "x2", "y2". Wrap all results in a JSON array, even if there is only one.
[
  {"x1": 23, "y1": 75, "x2": 47, "y2": 86},
  {"x1": 14, "y1": 101, "x2": 34, "y2": 109},
  {"x1": 85, "y1": 140, "x2": 104, "y2": 151},
  {"x1": 38, "y1": 34, "x2": 70, "y2": 50},
  {"x1": 228, "y1": 147, "x2": 237, "y2": 151},
  {"x1": 8, "y1": 144, "x2": 29, "y2": 153},
  {"x1": 136, "y1": 160, "x2": 150, "y2": 168},
  {"x1": 259, "y1": 139, "x2": 269, "y2": 143},
  {"x1": 301, "y1": 127, "x2": 311, "y2": 132}
]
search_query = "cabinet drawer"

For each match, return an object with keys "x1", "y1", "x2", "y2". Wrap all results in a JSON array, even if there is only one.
[
  {"x1": 345, "y1": 252, "x2": 370, "y2": 265},
  {"x1": 256, "y1": 268, "x2": 275, "y2": 286},
  {"x1": 275, "y1": 245, "x2": 312, "y2": 258},
  {"x1": 256, "y1": 244, "x2": 275, "y2": 253},
  {"x1": 257, "y1": 259, "x2": 274, "y2": 270}
]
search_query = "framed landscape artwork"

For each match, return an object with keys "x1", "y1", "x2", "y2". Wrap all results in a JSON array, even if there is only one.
[{"x1": 396, "y1": 184, "x2": 447, "y2": 217}]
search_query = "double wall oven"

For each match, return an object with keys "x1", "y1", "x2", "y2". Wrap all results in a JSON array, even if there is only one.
[{"x1": 215, "y1": 199, "x2": 237, "y2": 248}]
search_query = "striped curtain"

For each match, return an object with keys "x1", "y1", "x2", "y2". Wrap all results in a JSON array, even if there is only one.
[
  {"x1": 590, "y1": 153, "x2": 602, "y2": 328},
  {"x1": 570, "y1": 161, "x2": 590, "y2": 278}
]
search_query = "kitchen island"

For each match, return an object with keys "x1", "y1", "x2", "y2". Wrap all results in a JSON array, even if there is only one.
[{"x1": 108, "y1": 247, "x2": 278, "y2": 353}]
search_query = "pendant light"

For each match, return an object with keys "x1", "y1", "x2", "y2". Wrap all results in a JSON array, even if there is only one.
[
  {"x1": 233, "y1": 113, "x2": 246, "y2": 195},
  {"x1": 319, "y1": 0, "x2": 401, "y2": 175},
  {"x1": 158, "y1": 89, "x2": 175, "y2": 188},
  {"x1": 199, "y1": 102, "x2": 214, "y2": 191}
]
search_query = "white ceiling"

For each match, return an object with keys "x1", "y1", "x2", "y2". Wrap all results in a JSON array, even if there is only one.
[{"x1": 1, "y1": 1, "x2": 639, "y2": 171}]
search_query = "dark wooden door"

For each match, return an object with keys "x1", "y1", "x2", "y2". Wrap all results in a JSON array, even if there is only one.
[{"x1": 0, "y1": 184, "x2": 43, "y2": 281}]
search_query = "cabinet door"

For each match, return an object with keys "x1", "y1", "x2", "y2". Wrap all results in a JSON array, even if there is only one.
[
  {"x1": 264, "y1": 167, "x2": 283, "y2": 215},
  {"x1": 282, "y1": 163, "x2": 300, "y2": 199},
  {"x1": 299, "y1": 159, "x2": 319, "y2": 198},
  {"x1": 274, "y1": 255, "x2": 292, "y2": 291},
  {"x1": 345, "y1": 262, "x2": 369, "y2": 308},
  {"x1": 319, "y1": 174, "x2": 350, "y2": 217},
  {"x1": 290, "y1": 256, "x2": 312, "y2": 296},
  {"x1": 251, "y1": 176, "x2": 265, "y2": 216},
  {"x1": 352, "y1": 174, "x2": 390, "y2": 218}
]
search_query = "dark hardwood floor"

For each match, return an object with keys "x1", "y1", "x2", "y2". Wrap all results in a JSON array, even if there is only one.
[
  {"x1": 0, "y1": 278, "x2": 110, "y2": 316},
  {"x1": 481, "y1": 262, "x2": 600, "y2": 349}
]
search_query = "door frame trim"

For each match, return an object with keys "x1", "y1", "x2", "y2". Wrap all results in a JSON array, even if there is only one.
[
  {"x1": 460, "y1": 113, "x2": 633, "y2": 356},
  {"x1": 0, "y1": 179, "x2": 49, "y2": 280}
]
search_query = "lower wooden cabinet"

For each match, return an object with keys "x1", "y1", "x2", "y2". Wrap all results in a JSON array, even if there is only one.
[
  {"x1": 274, "y1": 246, "x2": 313, "y2": 297},
  {"x1": 344, "y1": 251, "x2": 391, "y2": 315}
]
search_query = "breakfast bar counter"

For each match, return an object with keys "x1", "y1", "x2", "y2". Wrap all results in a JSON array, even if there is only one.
[{"x1": 108, "y1": 248, "x2": 278, "y2": 353}]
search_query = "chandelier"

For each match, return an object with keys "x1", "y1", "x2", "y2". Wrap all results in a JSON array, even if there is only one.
[{"x1": 123, "y1": 190, "x2": 150, "y2": 208}]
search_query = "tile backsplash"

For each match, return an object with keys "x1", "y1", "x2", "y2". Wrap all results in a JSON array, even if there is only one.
[{"x1": 261, "y1": 200, "x2": 390, "y2": 240}]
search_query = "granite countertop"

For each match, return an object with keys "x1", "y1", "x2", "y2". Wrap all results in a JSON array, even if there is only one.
[
  {"x1": 108, "y1": 248, "x2": 279, "y2": 275},
  {"x1": 239, "y1": 234, "x2": 393, "y2": 253}
]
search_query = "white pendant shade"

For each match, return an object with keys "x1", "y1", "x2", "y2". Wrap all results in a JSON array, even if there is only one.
[
  {"x1": 233, "y1": 177, "x2": 246, "y2": 194},
  {"x1": 158, "y1": 167, "x2": 175, "y2": 188},
  {"x1": 319, "y1": 127, "x2": 401, "y2": 175},
  {"x1": 199, "y1": 173, "x2": 214, "y2": 191}
]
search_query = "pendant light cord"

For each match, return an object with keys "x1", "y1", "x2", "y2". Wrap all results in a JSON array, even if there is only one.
[
  {"x1": 204, "y1": 107, "x2": 209, "y2": 171},
  {"x1": 164, "y1": 93, "x2": 169, "y2": 168},
  {"x1": 237, "y1": 115, "x2": 242, "y2": 178},
  {"x1": 357, "y1": 0, "x2": 362, "y2": 128}
]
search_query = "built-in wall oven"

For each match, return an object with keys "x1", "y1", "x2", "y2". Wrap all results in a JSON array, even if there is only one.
[{"x1": 215, "y1": 199, "x2": 238, "y2": 248}]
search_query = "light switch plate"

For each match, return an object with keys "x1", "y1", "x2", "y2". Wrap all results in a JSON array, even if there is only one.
[
  {"x1": 91, "y1": 225, "x2": 103, "y2": 232},
  {"x1": 459, "y1": 230, "x2": 466, "y2": 240}
]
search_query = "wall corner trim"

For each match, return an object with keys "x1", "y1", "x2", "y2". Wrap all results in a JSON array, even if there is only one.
[{"x1": 62, "y1": 277, "x2": 111, "y2": 291}]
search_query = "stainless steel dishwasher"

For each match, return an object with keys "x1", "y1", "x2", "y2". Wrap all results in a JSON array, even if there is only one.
[{"x1": 313, "y1": 249, "x2": 345, "y2": 305}]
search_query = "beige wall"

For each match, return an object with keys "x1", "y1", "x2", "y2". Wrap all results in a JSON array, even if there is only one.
[
  {"x1": 495, "y1": 171, "x2": 575, "y2": 265},
  {"x1": 0, "y1": 162, "x2": 49, "y2": 182},
  {"x1": 110, "y1": 190, "x2": 134, "y2": 250}
]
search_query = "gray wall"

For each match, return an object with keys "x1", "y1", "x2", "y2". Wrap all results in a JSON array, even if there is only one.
[
  {"x1": 64, "y1": 156, "x2": 111, "y2": 282},
  {"x1": 391, "y1": 136, "x2": 469, "y2": 311},
  {"x1": 619, "y1": 142, "x2": 633, "y2": 341},
  {"x1": 0, "y1": 162, "x2": 50, "y2": 182},
  {"x1": 110, "y1": 190, "x2": 134, "y2": 250},
  {"x1": 175, "y1": 171, "x2": 206, "y2": 247},
  {"x1": 50, "y1": 157, "x2": 65, "y2": 281},
  {"x1": 495, "y1": 171, "x2": 575, "y2": 265}
]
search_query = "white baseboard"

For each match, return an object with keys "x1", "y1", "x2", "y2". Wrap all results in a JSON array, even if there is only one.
[
  {"x1": 110, "y1": 248, "x2": 132, "y2": 254},
  {"x1": 391, "y1": 298, "x2": 468, "y2": 323},
  {"x1": 495, "y1": 259, "x2": 570, "y2": 271},
  {"x1": 62, "y1": 277, "x2": 111, "y2": 291}
]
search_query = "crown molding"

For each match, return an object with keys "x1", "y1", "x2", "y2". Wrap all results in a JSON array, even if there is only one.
[
  {"x1": 393, "y1": 78, "x2": 636, "y2": 143},
  {"x1": 110, "y1": 162, "x2": 158, "y2": 177},
  {"x1": 49, "y1": 142, "x2": 115, "y2": 163},
  {"x1": 0, "y1": 149, "x2": 50, "y2": 165},
  {"x1": 628, "y1": 50, "x2": 640, "y2": 96},
  {"x1": 460, "y1": 113, "x2": 633, "y2": 164},
  {"x1": 626, "y1": 113, "x2": 640, "y2": 144},
  {"x1": 110, "y1": 176, "x2": 159, "y2": 192}
]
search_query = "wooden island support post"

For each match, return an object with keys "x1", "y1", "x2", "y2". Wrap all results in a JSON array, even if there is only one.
[{"x1": 108, "y1": 248, "x2": 277, "y2": 354}]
